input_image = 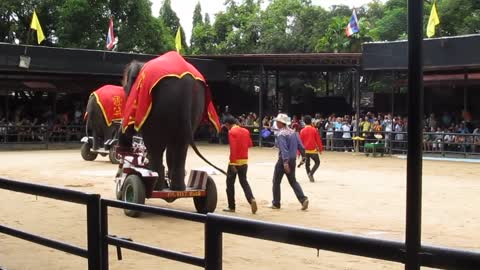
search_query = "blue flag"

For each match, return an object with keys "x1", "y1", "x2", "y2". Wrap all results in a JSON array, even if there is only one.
[{"x1": 345, "y1": 10, "x2": 360, "y2": 37}]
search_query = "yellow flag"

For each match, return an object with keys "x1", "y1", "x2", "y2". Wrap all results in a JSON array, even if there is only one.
[
  {"x1": 175, "y1": 27, "x2": 182, "y2": 53},
  {"x1": 30, "y1": 10, "x2": 45, "y2": 44},
  {"x1": 427, "y1": 2, "x2": 440, "y2": 38}
]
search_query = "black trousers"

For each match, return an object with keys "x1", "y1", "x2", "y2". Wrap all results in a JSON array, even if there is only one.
[
  {"x1": 226, "y1": 164, "x2": 255, "y2": 209},
  {"x1": 305, "y1": 153, "x2": 320, "y2": 176},
  {"x1": 272, "y1": 158, "x2": 307, "y2": 207}
]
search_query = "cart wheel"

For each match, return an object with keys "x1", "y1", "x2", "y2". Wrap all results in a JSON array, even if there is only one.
[
  {"x1": 115, "y1": 175, "x2": 123, "y2": 200},
  {"x1": 122, "y1": 174, "x2": 146, "y2": 217},
  {"x1": 165, "y1": 198, "x2": 176, "y2": 203},
  {"x1": 81, "y1": 142, "x2": 97, "y2": 161},
  {"x1": 193, "y1": 177, "x2": 217, "y2": 214},
  {"x1": 109, "y1": 144, "x2": 121, "y2": 164}
]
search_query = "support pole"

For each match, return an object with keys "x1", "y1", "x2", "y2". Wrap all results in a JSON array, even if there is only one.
[
  {"x1": 275, "y1": 70, "x2": 279, "y2": 111},
  {"x1": 464, "y1": 71, "x2": 468, "y2": 112},
  {"x1": 326, "y1": 72, "x2": 330, "y2": 97},
  {"x1": 87, "y1": 194, "x2": 102, "y2": 270},
  {"x1": 354, "y1": 69, "x2": 360, "y2": 146},
  {"x1": 405, "y1": 0, "x2": 424, "y2": 269},
  {"x1": 205, "y1": 215, "x2": 222, "y2": 270},
  {"x1": 391, "y1": 72, "x2": 395, "y2": 118},
  {"x1": 258, "y1": 65, "x2": 265, "y2": 147}
]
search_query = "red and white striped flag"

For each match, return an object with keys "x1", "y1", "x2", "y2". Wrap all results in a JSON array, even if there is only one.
[{"x1": 106, "y1": 17, "x2": 115, "y2": 50}]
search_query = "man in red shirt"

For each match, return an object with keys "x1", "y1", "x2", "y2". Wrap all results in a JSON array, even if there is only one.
[
  {"x1": 223, "y1": 116, "x2": 257, "y2": 214},
  {"x1": 300, "y1": 115, "x2": 323, "y2": 182}
]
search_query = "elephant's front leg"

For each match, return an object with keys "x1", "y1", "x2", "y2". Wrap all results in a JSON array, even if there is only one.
[
  {"x1": 166, "y1": 143, "x2": 188, "y2": 191},
  {"x1": 92, "y1": 130, "x2": 100, "y2": 150},
  {"x1": 148, "y1": 149, "x2": 167, "y2": 190}
]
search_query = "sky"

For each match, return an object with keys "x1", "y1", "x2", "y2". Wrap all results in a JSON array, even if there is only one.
[{"x1": 150, "y1": 0, "x2": 377, "y2": 44}]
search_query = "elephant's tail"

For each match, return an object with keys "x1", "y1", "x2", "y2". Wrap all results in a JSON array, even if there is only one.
[
  {"x1": 85, "y1": 116, "x2": 89, "y2": 137},
  {"x1": 84, "y1": 95, "x2": 94, "y2": 138},
  {"x1": 190, "y1": 142, "x2": 227, "y2": 176},
  {"x1": 184, "y1": 77, "x2": 226, "y2": 176}
]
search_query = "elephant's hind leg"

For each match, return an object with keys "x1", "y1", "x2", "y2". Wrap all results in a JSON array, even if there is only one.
[
  {"x1": 147, "y1": 144, "x2": 167, "y2": 190},
  {"x1": 166, "y1": 142, "x2": 188, "y2": 191}
]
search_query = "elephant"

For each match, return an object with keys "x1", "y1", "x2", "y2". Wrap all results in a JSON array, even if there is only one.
[
  {"x1": 118, "y1": 51, "x2": 224, "y2": 191},
  {"x1": 82, "y1": 84, "x2": 125, "y2": 162}
]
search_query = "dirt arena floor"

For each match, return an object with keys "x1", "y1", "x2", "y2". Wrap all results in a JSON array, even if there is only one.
[{"x1": 1, "y1": 144, "x2": 479, "y2": 270}]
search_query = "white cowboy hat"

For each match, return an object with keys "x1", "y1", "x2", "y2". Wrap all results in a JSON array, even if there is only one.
[{"x1": 274, "y1": 113, "x2": 291, "y2": 125}]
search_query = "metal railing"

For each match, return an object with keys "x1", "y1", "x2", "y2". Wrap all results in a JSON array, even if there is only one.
[
  {"x1": 0, "y1": 124, "x2": 84, "y2": 145},
  {"x1": 1, "y1": 178, "x2": 480, "y2": 269},
  {"x1": 0, "y1": 177, "x2": 101, "y2": 270},
  {"x1": 100, "y1": 199, "x2": 206, "y2": 270},
  {"x1": 317, "y1": 130, "x2": 480, "y2": 157},
  {"x1": 204, "y1": 213, "x2": 480, "y2": 270}
]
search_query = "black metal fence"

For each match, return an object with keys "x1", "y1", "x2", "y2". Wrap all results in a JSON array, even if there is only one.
[
  {"x1": 317, "y1": 130, "x2": 480, "y2": 158},
  {"x1": 2, "y1": 124, "x2": 479, "y2": 159},
  {"x1": 0, "y1": 124, "x2": 84, "y2": 145},
  {"x1": 0, "y1": 177, "x2": 101, "y2": 270},
  {"x1": 100, "y1": 199, "x2": 206, "y2": 270},
  {"x1": 1, "y1": 177, "x2": 480, "y2": 269}
]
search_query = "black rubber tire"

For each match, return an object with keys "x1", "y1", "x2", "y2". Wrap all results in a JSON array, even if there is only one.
[
  {"x1": 122, "y1": 174, "x2": 146, "y2": 217},
  {"x1": 193, "y1": 177, "x2": 217, "y2": 214},
  {"x1": 115, "y1": 169, "x2": 123, "y2": 200},
  {"x1": 109, "y1": 145, "x2": 121, "y2": 164},
  {"x1": 81, "y1": 142, "x2": 98, "y2": 161},
  {"x1": 164, "y1": 198, "x2": 176, "y2": 203}
]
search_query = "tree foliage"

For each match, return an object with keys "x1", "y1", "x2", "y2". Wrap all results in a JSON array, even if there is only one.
[
  {"x1": 159, "y1": 0, "x2": 187, "y2": 53},
  {"x1": 1, "y1": 0, "x2": 479, "y2": 55}
]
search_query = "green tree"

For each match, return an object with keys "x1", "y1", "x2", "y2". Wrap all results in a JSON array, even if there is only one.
[
  {"x1": 190, "y1": 15, "x2": 215, "y2": 55},
  {"x1": 192, "y1": 1, "x2": 203, "y2": 27},
  {"x1": 190, "y1": 1, "x2": 203, "y2": 52},
  {"x1": 159, "y1": 0, "x2": 187, "y2": 53},
  {"x1": 0, "y1": 0, "x2": 63, "y2": 45},
  {"x1": 212, "y1": 0, "x2": 261, "y2": 54},
  {"x1": 56, "y1": 0, "x2": 105, "y2": 49},
  {"x1": 315, "y1": 16, "x2": 351, "y2": 52},
  {"x1": 259, "y1": 0, "x2": 305, "y2": 53},
  {"x1": 368, "y1": 0, "x2": 407, "y2": 41},
  {"x1": 438, "y1": 0, "x2": 480, "y2": 36},
  {"x1": 113, "y1": 0, "x2": 173, "y2": 54},
  {"x1": 56, "y1": 0, "x2": 173, "y2": 53}
]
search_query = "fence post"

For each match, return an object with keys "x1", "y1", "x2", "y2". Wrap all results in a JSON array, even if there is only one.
[
  {"x1": 205, "y1": 214, "x2": 222, "y2": 270},
  {"x1": 87, "y1": 194, "x2": 102, "y2": 270},
  {"x1": 100, "y1": 200, "x2": 109, "y2": 270}
]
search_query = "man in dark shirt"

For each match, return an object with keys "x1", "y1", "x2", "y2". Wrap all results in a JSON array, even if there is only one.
[{"x1": 269, "y1": 113, "x2": 309, "y2": 210}]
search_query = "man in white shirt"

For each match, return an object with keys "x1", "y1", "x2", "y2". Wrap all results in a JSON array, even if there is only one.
[{"x1": 341, "y1": 121, "x2": 352, "y2": 152}]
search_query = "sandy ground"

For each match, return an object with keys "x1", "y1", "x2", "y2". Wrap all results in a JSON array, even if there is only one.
[{"x1": 0, "y1": 145, "x2": 479, "y2": 270}]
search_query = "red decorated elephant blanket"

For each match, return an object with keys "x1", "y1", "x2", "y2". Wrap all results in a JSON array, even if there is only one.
[
  {"x1": 121, "y1": 51, "x2": 221, "y2": 133},
  {"x1": 85, "y1": 84, "x2": 125, "y2": 126}
]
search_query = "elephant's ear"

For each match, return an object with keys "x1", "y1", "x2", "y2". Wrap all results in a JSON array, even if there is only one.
[{"x1": 123, "y1": 60, "x2": 145, "y2": 95}]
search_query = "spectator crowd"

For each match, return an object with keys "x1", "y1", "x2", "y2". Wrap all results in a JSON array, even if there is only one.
[
  {"x1": 0, "y1": 105, "x2": 85, "y2": 143},
  {"x1": 2, "y1": 104, "x2": 480, "y2": 156},
  {"x1": 212, "y1": 110, "x2": 480, "y2": 155}
]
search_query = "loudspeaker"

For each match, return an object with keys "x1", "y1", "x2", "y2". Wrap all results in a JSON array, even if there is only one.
[{"x1": 19, "y1": 55, "x2": 31, "y2": 69}]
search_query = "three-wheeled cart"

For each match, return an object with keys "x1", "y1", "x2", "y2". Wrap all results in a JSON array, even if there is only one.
[
  {"x1": 81, "y1": 121, "x2": 122, "y2": 164},
  {"x1": 115, "y1": 136, "x2": 217, "y2": 217}
]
